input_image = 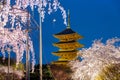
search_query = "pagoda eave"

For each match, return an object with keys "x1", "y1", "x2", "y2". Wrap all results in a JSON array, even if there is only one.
[
  {"x1": 54, "y1": 33, "x2": 83, "y2": 41},
  {"x1": 52, "y1": 51, "x2": 78, "y2": 56},
  {"x1": 53, "y1": 43, "x2": 84, "y2": 49}
]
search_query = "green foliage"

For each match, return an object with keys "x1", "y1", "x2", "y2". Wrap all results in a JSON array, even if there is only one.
[
  {"x1": 15, "y1": 63, "x2": 24, "y2": 70},
  {"x1": 22, "y1": 64, "x2": 55, "y2": 80},
  {"x1": 0, "y1": 57, "x2": 16, "y2": 66}
]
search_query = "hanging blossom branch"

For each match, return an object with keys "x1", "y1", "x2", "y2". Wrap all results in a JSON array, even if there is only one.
[
  {"x1": 16, "y1": 0, "x2": 67, "y2": 24},
  {"x1": 0, "y1": 5, "x2": 28, "y2": 28},
  {"x1": 70, "y1": 38, "x2": 120, "y2": 80},
  {"x1": 0, "y1": 0, "x2": 67, "y2": 72},
  {"x1": 0, "y1": 26, "x2": 35, "y2": 71},
  {"x1": 0, "y1": 0, "x2": 67, "y2": 28}
]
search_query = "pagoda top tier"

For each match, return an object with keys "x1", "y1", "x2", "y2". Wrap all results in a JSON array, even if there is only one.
[
  {"x1": 54, "y1": 28, "x2": 83, "y2": 41},
  {"x1": 53, "y1": 10, "x2": 83, "y2": 41},
  {"x1": 54, "y1": 10, "x2": 74, "y2": 35},
  {"x1": 55, "y1": 28, "x2": 75, "y2": 35}
]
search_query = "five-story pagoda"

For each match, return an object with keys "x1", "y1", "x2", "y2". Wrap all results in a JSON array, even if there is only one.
[{"x1": 52, "y1": 11, "x2": 84, "y2": 65}]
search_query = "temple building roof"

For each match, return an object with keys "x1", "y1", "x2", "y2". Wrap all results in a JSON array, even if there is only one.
[
  {"x1": 54, "y1": 28, "x2": 76, "y2": 35},
  {"x1": 53, "y1": 50, "x2": 78, "y2": 54},
  {"x1": 53, "y1": 41, "x2": 84, "y2": 50},
  {"x1": 53, "y1": 51, "x2": 78, "y2": 61},
  {"x1": 54, "y1": 40, "x2": 75, "y2": 44}
]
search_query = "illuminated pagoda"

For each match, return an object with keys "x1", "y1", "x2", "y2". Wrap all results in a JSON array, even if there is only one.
[{"x1": 52, "y1": 10, "x2": 84, "y2": 65}]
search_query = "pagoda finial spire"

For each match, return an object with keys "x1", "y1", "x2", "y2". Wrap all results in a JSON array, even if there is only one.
[{"x1": 67, "y1": 9, "x2": 70, "y2": 29}]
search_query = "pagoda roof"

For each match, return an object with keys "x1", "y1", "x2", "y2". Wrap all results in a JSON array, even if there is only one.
[
  {"x1": 54, "y1": 40, "x2": 75, "y2": 44},
  {"x1": 55, "y1": 28, "x2": 76, "y2": 35},
  {"x1": 53, "y1": 50, "x2": 78, "y2": 53}
]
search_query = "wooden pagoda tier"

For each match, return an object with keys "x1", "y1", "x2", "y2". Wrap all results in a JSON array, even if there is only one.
[
  {"x1": 53, "y1": 40, "x2": 84, "y2": 50},
  {"x1": 52, "y1": 50, "x2": 78, "y2": 61},
  {"x1": 53, "y1": 28, "x2": 83, "y2": 42},
  {"x1": 52, "y1": 10, "x2": 84, "y2": 65}
]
